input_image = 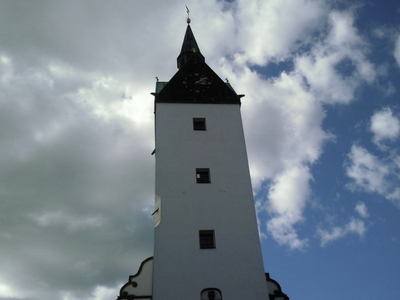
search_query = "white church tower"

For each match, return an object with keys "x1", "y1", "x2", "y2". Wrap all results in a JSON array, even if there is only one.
[{"x1": 117, "y1": 17, "x2": 289, "y2": 300}]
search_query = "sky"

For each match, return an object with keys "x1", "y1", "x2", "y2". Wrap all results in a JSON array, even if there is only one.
[{"x1": 0, "y1": 0, "x2": 399, "y2": 299}]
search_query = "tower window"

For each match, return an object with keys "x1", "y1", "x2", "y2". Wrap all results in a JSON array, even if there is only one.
[
  {"x1": 201, "y1": 288, "x2": 222, "y2": 300},
  {"x1": 193, "y1": 118, "x2": 206, "y2": 130},
  {"x1": 199, "y1": 230, "x2": 215, "y2": 249},
  {"x1": 196, "y1": 168, "x2": 210, "y2": 183}
]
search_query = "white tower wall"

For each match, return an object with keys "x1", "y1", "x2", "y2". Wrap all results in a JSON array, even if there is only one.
[{"x1": 152, "y1": 102, "x2": 269, "y2": 300}]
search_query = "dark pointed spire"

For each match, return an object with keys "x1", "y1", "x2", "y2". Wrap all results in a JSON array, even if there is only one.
[
  {"x1": 154, "y1": 14, "x2": 241, "y2": 105},
  {"x1": 177, "y1": 25, "x2": 205, "y2": 69}
]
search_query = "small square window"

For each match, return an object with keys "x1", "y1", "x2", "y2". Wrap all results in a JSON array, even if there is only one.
[
  {"x1": 193, "y1": 118, "x2": 206, "y2": 131},
  {"x1": 196, "y1": 168, "x2": 210, "y2": 183},
  {"x1": 199, "y1": 230, "x2": 215, "y2": 249}
]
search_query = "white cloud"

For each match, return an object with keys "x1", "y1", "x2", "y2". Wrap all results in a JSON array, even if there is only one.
[
  {"x1": 268, "y1": 166, "x2": 311, "y2": 216},
  {"x1": 327, "y1": 10, "x2": 362, "y2": 47},
  {"x1": 346, "y1": 145, "x2": 390, "y2": 194},
  {"x1": 238, "y1": 71, "x2": 329, "y2": 183},
  {"x1": 217, "y1": 5, "x2": 376, "y2": 250},
  {"x1": 266, "y1": 166, "x2": 312, "y2": 249},
  {"x1": 234, "y1": 0, "x2": 327, "y2": 64},
  {"x1": 387, "y1": 188, "x2": 400, "y2": 201},
  {"x1": 370, "y1": 107, "x2": 400, "y2": 147},
  {"x1": 217, "y1": 64, "x2": 329, "y2": 250},
  {"x1": 30, "y1": 211, "x2": 105, "y2": 231},
  {"x1": 394, "y1": 33, "x2": 400, "y2": 66},
  {"x1": 0, "y1": 281, "x2": 18, "y2": 299},
  {"x1": 355, "y1": 202, "x2": 369, "y2": 218},
  {"x1": 346, "y1": 145, "x2": 400, "y2": 207},
  {"x1": 317, "y1": 226, "x2": 343, "y2": 246},
  {"x1": 267, "y1": 214, "x2": 308, "y2": 250},
  {"x1": 296, "y1": 10, "x2": 375, "y2": 104},
  {"x1": 317, "y1": 218, "x2": 366, "y2": 246},
  {"x1": 346, "y1": 108, "x2": 400, "y2": 208},
  {"x1": 60, "y1": 285, "x2": 120, "y2": 300},
  {"x1": 89, "y1": 285, "x2": 121, "y2": 300}
]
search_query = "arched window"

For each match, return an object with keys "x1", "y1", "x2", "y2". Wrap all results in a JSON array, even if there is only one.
[{"x1": 201, "y1": 288, "x2": 222, "y2": 300}]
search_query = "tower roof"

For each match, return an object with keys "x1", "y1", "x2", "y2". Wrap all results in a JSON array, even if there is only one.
[
  {"x1": 154, "y1": 23, "x2": 242, "y2": 105},
  {"x1": 177, "y1": 25, "x2": 205, "y2": 69}
]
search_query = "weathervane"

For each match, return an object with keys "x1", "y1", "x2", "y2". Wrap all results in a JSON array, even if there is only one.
[{"x1": 186, "y1": 5, "x2": 191, "y2": 24}]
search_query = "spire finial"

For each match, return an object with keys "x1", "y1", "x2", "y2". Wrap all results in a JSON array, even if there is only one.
[{"x1": 185, "y1": 5, "x2": 191, "y2": 24}]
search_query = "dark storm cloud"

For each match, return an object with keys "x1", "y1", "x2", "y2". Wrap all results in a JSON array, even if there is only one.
[
  {"x1": 0, "y1": 2, "x2": 164, "y2": 297},
  {"x1": 0, "y1": 66, "x2": 155, "y2": 297}
]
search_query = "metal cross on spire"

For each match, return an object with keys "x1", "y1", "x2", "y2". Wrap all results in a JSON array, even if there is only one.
[{"x1": 185, "y1": 5, "x2": 191, "y2": 24}]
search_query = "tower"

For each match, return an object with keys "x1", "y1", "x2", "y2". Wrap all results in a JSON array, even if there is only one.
[{"x1": 117, "y1": 19, "x2": 288, "y2": 300}]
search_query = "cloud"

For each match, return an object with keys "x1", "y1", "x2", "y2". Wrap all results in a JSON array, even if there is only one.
[
  {"x1": 346, "y1": 107, "x2": 400, "y2": 208},
  {"x1": 346, "y1": 145, "x2": 390, "y2": 194},
  {"x1": 59, "y1": 285, "x2": 120, "y2": 300},
  {"x1": 317, "y1": 217, "x2": 366, "y2": 247},
  {"x1": 355, "y1": 202, "x2": 369, "y2": 218},
  {"x1": 346, "y1": 145, "x2": 400, "y2": 207},
  {"x1": 0, "y1": 0, "x2": 186, "y2": 76},
  {"x1": 394, "y1": 33, "x2": 400, "y2": 66},
  {"x1": 295, "y1": 10, "x2": 375, "y2": 104},
  {"x1": 220, "y1": 5, "x2": 375, "y2": 250},
  {"x1": 0, "y1": 17, "x2": 155, "y2": 299},
  {"x1": 266, "y1": 166, "x2": 312, "y2": 249},
  {"x1": 219, "y1": 65, "x2": 329, "y2": 249},
  {"x1": 233, "y1": 0, "x2": 327, "y2": 65},
  {"x1": 370, "y1": 107, "x2": 400, "y2": 147},
  {"x1": 0, "y1": 1, "x2": 393, "y2": 299},
  {"x1": 29, "y1": 211, "x2": 105, "y2": 231}
]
